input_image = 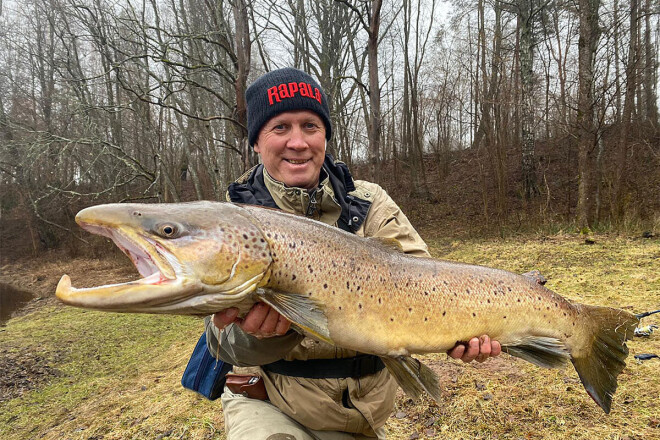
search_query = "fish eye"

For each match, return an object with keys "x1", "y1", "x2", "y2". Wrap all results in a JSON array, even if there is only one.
[{"x1": 156, "y1": 223, "x2": 180, "y2": 238}]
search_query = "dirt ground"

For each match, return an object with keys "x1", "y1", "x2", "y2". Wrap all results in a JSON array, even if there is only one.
[{"x1": 0, "y1": 253, "x2": 135, "y2": 402}]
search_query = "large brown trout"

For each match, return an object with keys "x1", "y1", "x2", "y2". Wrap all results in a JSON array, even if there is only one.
[{"x1": 56, "y1": 202, "x2": 639, "y2": 413}]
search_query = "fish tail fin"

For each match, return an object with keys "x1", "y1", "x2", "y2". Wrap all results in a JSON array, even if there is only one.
[{"x1": 570, "y1": 305, "x2": 638, "y2": 414}]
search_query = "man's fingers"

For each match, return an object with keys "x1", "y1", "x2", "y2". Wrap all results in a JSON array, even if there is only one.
[
  {"x1": 475, "y1": 335, "x2": 491, "y2": 363},
  {"x1": 462, "y1": 337, "x2": 480, "y2": 362},
  {"x1": 212, "y1": 308, "x2": 239, "y2": 330},
  {"x1": 275, "y1": 314, "x2": 292, "y2": 335},
  {"x1": 259, "y1": 306, "x2": 281, "y2": 335},
  {"x1": 448, "y1": 343, "x2": 466, "y2": 360},
  {"x1": 491, "y1": 340, "x2": 502, "y2": 357},
  {"x1": 240, "y1": 303, "x2": 270, "y2": 334}
]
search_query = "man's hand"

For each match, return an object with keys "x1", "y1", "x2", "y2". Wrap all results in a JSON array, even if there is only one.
[
  {"x1": 213, "y1": 302, "x2": 291, "y2": 338},
  {"x1": 448, "y1": 335, "x2": 501, "y2": 363}
]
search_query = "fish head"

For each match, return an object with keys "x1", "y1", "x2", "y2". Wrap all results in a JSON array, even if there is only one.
[{"x1": 56, "y1": 202, "x2": 272, "y2": 314}]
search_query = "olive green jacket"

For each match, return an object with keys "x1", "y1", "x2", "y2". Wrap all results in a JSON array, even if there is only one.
[{"x1": 206, "y1": 168, "x2": 429, "y2": 435}]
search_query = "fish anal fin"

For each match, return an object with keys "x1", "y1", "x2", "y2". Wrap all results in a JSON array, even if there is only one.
[
  {"x1": 570, "y1": 305, "x2": 638, "y2": 414},
  {"x1": 502, "y1": 336, "x2": 571, "y2": 369},
  {"x1": 257, "y1": 288, "x2": 334, "y2": 345},
  {"x1": 381, "y1": 356, "x2": 441, "y2": 403}
]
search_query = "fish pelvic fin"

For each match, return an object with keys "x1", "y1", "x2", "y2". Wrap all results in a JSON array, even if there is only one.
[
  {"x1": 502, "y1": 336, "x2": 571, "y2": 369},
  {"x1": 570, "y1": 305, "x2": 638, "y2": 414},
  {"x1": 381, "y1": 356, "x2": 442, "y2": 403},
  {"x1": 256, "y1": 288, "x2": 334, "y2": 345}
]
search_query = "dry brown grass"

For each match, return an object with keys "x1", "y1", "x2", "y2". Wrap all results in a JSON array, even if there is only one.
[{"x1": 1, "y1": 233, "x2": 658, "y2": 439}]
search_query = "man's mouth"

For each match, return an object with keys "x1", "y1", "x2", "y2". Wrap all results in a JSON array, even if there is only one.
[{"x1": 285, "y1": 159, "x2": 310, "y2": 165}]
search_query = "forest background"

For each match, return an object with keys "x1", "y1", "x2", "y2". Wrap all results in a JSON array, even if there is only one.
[{"x1": 0, "y1": 0, "x2": 658, "y2": 257}]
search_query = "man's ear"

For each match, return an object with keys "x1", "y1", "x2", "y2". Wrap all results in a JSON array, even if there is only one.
[{"x1": 253, "y1": 142, "x2": 261, "y2": 153}]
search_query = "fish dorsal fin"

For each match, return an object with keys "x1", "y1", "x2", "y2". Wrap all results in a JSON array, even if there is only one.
[
  {"x1": 256, "y1": 288, "x2": 334, "y2": 345},
  {"x1": 380, "y1": 356, "x2": 441, "y2": 402},
  {"x1": 371, "y1": 237, "x2": 405, "y2": 253}
]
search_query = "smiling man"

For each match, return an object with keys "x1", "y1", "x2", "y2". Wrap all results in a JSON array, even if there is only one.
[{"x1": 204, "y1": 68, "x2": 500, "y2": 440}]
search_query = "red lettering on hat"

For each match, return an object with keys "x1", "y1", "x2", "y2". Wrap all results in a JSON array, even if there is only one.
[
  {"x1": 299, "y1": 82, "x2": 309, "y2": 97},
  {"x1": 278, "y1": 84, "x2": 290, "y2": 99},
  {"x1": 314, "y1": 88, "x2": 322, "y2": 104},
  {"x1": 288, "y1": 82, "x2": 298, "y2": 96},
  {"x1": 267, "y1": 86, "x2": 281, "y2": 105}
]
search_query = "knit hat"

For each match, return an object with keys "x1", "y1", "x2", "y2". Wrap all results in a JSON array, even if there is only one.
[{"x1": 246, "y1": 68, "x2": 332, "y2": 147}]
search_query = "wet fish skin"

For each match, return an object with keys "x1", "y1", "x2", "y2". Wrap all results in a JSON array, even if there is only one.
[{"x1": 55, "y1": 201, "x2": 639, "y2": 413}]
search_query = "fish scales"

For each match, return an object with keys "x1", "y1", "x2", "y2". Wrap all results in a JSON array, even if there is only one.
[
  {"x1": 55, "y1": 201, "x2": 639, "y2": 413},
  {"x1": 244, "y1": 205, "x2": 585, "y2": 356}
]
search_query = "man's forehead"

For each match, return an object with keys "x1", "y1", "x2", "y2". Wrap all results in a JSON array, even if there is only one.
[{"x1": 265, "y1": 110, "x2": 323, "y2": 125}]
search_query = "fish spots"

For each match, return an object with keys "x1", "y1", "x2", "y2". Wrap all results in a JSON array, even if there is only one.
[
  {"x1": 424, "y1": 317, "x2": 428, "y2": 322},
  {"x1": 358, "y1": 303, "x2": 363, "y2": 309},
  {"x1": 487, "y1": 299, "x2": 491, "y2": 303},
  {"x1": 242, "y1": 233, "x2": 249, "y2": 240},
  {"x1": 292, "y1": 274, "x2": 297, "y2": 281},
  {"x1": 132, "y1": 211, "x2": 142, "y2": 217},
  {"x1": 466, "y1": 288, "x2": 471, "y2": 294},
  {"x1": 378, "y1": 298, "x2": 382, "y2": 305},
  {"x1": 503, "y1": 315, "x2": 507, "y2": 319},
  {"x1": 442, "y1": 311, "x2": 446, "y2": 316},
  {"x1": 390, "y1": 318, "x2": 394, "y2": 322},
  {"x1": 307, "y1": 265, "x2": 314, "y2": 274},
  {"x1": 323, "y1": 283, "x2": 328, "y2": 289},
  {"x1": 289, "y1": 243, "x2": 296, "y2": 249},
  {"x1": 338, "y1": 306, "x2": 342, "y2": 310},
  {"x1": 472, "y1": 313, "x2": 477, "y2": 317},
  {"x1": 408, "y1": 307, "x2": 413, "y2": 313}
]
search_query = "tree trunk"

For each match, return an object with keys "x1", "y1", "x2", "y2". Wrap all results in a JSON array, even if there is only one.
[
  {"x1": 367, "y1": 0, "x2": 382, "y2": 183},
  {"x1": 233, "y1": 0, "x2": 253, "y2": 171},
  {"x1": 613, "y1": 0, "x2": 639, "y2": 222},
  {"x1": 575, "y1": 0, "x2": 601, "y2": 229},
  {"x1": 519, "y1": 0, "x2": 539, "y2": 201}
]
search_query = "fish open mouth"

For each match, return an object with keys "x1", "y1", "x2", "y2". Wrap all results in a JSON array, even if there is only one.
[{"x1": 55, "y1": 222, "x2": 187, "y2": 309}]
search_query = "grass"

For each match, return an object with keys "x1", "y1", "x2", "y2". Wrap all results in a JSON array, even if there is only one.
[{"x1": 1, "y1": 233, "x2": 658, "y2": 439}]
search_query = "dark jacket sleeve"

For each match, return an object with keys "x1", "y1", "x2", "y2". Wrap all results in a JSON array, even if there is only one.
[{"x1": 204, "y1": 316, "x2": 304, "y2": 367}]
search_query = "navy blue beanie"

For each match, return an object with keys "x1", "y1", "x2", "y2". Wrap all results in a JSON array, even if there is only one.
[{"x1": 246, "y1": 68, "x2": 332, "y2": 147}]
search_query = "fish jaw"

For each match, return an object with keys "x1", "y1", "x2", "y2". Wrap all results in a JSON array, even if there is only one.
[
  {"x1": 56, "y1": 202, "x2": 274, "y2": 314},
  {"x1": 55, "y1": 219, "x2": 203, "y2": 311}
]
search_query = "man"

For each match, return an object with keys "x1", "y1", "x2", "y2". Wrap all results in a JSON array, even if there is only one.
[{"x1": 206, "y1": 68, "x2": 500, "y2": 439}]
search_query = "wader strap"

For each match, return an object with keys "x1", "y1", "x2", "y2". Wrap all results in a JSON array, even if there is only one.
[{"x1": 263, "y1": 354, "x2": 385, "y2": 379}]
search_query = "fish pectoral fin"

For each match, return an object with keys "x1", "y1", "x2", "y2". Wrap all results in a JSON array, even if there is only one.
[
  {"x1": 381, "y1": 356, "x2": 441, "y2": 403},
  {"x1": 256, "y1": 288, "x2": 333, "y2": 345},
  {"x1": 502, "y1": 336, "x2": 571, "y2": 368}
]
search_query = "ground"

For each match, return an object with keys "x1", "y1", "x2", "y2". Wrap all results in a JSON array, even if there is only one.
[{"x1": 1, "y1": 233, "x2": 659, "y2": 439}]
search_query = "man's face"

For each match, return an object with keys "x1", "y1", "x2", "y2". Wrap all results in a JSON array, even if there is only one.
[{"x1": 254, "y1": 110, "x2": 326, "y2": 190}]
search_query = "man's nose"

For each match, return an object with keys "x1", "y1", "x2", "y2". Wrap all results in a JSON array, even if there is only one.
[{"x1": 286, "y1": 125, "x2": 308, "y2": 149}]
